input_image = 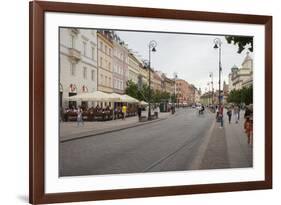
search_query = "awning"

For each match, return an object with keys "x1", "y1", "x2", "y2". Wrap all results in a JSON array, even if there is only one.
[{"x1": 64, "y1": 91, "x2": 119, "y2": 101}]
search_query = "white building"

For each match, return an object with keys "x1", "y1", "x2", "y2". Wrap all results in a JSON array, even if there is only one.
[
  {"x1": 59, "y1": 28, "x2": 98, "y2": 109},
  {"x1": 228, "y1": 52, "x2": 253, "y2": 91}
]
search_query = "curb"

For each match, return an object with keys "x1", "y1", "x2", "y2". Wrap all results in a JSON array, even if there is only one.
[{"x1": 60, "y1": 116, "x2": 169, "y2": 143}]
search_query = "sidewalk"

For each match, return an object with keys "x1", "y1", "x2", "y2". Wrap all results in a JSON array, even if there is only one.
[
  {"x1": 199, "y1": 111, "x2": 253, "y2": 170},
  {"x1": 60, "y1": 111, "x2": 172, "y2": 142}
]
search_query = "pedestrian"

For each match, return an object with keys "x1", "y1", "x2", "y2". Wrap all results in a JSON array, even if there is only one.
[
  {"x1": 122, "y1": 104, "x2": 127, "y2": 120},
  {"x1": 216, "y1": 105, "x2": 219, "y2": 121},
  {"x1": 227, "y1": 106, "x2": 232, "y2": 124},
  {"x1": 237, "y1": 105, "x2": 241, "y2": 120},
  {"x1": 219, "y1": 105, "x2": 224, "y2": 128},
  {"x1": 77, "y1": 106, "x2": 84, "y2": 126},
  {"x1": 233, "y1": 105, "x2": 239, "y2": 123},
  {"x1": 156, "y1": 105, "x2": 160, "y2": 119},
  {"x1": 244, "y1": 116, "x2": 253, "y2": 144},
  {"x1": 137, "y1": 105, "x2": 142, "y2": 120},
  {"x1": 244, "y1": 105, "x2": 253, "y2": 145}
]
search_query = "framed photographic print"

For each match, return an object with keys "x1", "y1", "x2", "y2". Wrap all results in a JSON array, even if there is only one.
[{"x1": 29, "y1": 1, "x2": 272, "y2": 204}]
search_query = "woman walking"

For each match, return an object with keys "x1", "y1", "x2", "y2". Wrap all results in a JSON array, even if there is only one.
[
  {"x1": 227, "y1": 106, "x2": 232, "y2": 124},
  {"x1": 233, "y1": 105, "x2": 239, "y2": 123}
]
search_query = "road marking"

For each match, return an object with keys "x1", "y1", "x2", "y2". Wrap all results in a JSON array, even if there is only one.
[{"x1": 142, "y1": 136, "x2": 199, "y2": 172}]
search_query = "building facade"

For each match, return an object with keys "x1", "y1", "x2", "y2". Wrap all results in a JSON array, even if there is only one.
[
  {"x1": 97, "y1": 30, "x2": 114, "y2": 93},
  {"x1": 112, "y1": 33, "x2": 129, "y2": 94},
  {"x1": 152, "y1": 71, "x2": 163, "y2": 92},
  {"x1": 228, "y1": 52, "x2": 253, "y2": 91},
  {"x1": 128, "y1": 53, "x2": 141, "y2": 84},
  {"x1": 162, "y1": 74, "x2": 175, "y2": 95},
  {"x1": 138, "y1": 64, "x2": 149, "y2": 87},
  {"x1": 59, "y1": 28, "x2": 98, "y2": 109},
  {"x1": 175, "y1": 79, "x2": 190, "y2": 105}
]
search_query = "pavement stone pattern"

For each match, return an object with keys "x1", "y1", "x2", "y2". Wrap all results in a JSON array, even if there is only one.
[
  {"x1": 200, "y1": 121, "x2": 230, "y2": 169},
  {"x1": 224, "y1": 111, "x2": 253, "y2": 168},
  {"x1": 199, "y1": 110, "x2": 253, "y2": 170}
]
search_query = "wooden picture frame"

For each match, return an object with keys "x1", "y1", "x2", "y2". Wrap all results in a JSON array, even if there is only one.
[{"x1": 29, "y1": 1, "x2": 272, "y2": 204}]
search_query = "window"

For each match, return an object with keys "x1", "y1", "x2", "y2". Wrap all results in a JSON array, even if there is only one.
[
  {"x1": 100, "y1": 41, "x2": 103, "y2": 51},
  {"x1": 100, "y1": 74, "x2": 103, "y2": 84},
  {"x1": 108, "y1": 62, "x2": 111, "y2": 70},
  {"x1": 70, "y1": 62, "x2": 75, "y2": 76},
  {"x1": 105, "y1": 45, "x2": 108, "y2": 54},
  {"x1": 105, "y1": 76, "x2": 108, "y2": 86},
  {"x1": 120, "y1": 80, "x2": 123, "y2": 90},
  {"x1": 91, "y1": 70, "x2": 95, "y2": 81},
  {"x1": 114, "y1": 79, "x2": 116, "y2": 88},
  {"x1": 91, "y1": 47, "x2": 95, "y2": 60},
  {"x1": 100, "y1": 57, "x2": 102, "y2": 67},
  {"x1": 71, "y1": 35, "x2": 75, "y2": 48},
  {"x1": 83, "y1": 67, "x2": 87, "y2": 79},
  {"x1": 109, "y1": 48, "x2": 111, "y2": 56},
  {"x1": 109, "y1": 77, "x2": 111, "y2": 87},
  {"x1": 83, "y1": 42, "x2": 87, "y2": 56}
]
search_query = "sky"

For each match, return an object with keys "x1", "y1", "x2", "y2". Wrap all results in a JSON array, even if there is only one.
[{"x1": 115, "y1": 30, "x2": 252, "y2": 93}]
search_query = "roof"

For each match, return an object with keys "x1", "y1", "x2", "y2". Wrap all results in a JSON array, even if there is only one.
[
  {"x1": 231, "y1": 64, "x2": 239, "y2": 72},
  {"x1": 242, "y1": 52, "x2": 253, "y2": 65}
]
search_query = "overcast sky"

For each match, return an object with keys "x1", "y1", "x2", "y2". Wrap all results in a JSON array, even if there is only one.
[{"x1": 116, "y1": 30, "x2": 252, "y2": 93}]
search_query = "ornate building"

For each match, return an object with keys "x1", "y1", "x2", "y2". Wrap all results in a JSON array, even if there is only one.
[
  {"x1": 228, "y1": 52, "x2": 253, "y2": 91},
  {"x1": 59, "y1": 28, "x2": 98, "y2": 109}
]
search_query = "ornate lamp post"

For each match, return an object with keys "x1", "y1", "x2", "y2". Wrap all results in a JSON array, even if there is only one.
[
  {"x1": 213, "y1": 38, "x2": 222, "y2": 109},
  {"x1": 209, "y1": 72, "x2": 214, "y2": 105},
  {"x1": 148, "y1": 40, "x2": 157, "y2": 120}
]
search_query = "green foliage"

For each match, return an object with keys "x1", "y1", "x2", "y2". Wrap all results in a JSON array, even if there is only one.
[
  {"x1": 227, "y1": 86, "x2": 253, "y2": 105},
  {"x1": 125, "y1": 80, "x2": 171, "y2": 103},
  {"x1": 225, "y1": 36, "x2": 253, "y2": 54},
  {"x1": 125, "y1": 80, "x2": 139, "y2": 99}
]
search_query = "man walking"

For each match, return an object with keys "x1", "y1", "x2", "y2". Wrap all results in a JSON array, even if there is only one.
[
  {"x1": 137, "y1": 105, "x2": 142, "y2": 121},
  {"x1": 122, "y1": 104, "x2": 127, "y2": 120},
  {"x1": 227, "y1": 106, "x2": 232, "y2": 124}
]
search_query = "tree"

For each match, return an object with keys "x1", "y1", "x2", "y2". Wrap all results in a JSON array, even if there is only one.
[
  {"x1": 125, "y1": 80, "x2": 138, "y2": 99},
  {"x1": 125, "y1": 80, "x2": 171, "y2": 103},
  {"x1": 227, "y1": 86, "x2": 253, "y2": 105},
  {"x1": 225, "y1": 36, "x2": 253, "y2": 54}
]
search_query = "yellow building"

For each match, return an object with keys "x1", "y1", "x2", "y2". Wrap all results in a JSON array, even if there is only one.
[
  {"x1": 152, "y1": 71, "x2": 162, "y2": 92},
  {"x1": 128, "y1": 53, "x2": 141, "y2": 84},
  {"x1": 97, "y1": 30, "x2": 113, "y2": 93},
  {"x1": 138, "y1": 64, "x2": 149, "y2": 86}
]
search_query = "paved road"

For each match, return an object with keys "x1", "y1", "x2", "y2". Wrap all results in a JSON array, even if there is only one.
[{"x1": 59, "y1": 108, "x2": 214, "y2": 176}]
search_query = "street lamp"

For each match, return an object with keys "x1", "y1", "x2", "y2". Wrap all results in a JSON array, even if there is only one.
[
  {"x1": 213, "y1": 38, "x2": 222, "y2": 109},
  {"x1": 173, "y1": 72, "x2": 177, "y2": 114},
  {"x1": 148, "y1": 40, "x2": 157, "y2": 120},
  {"x1": 209, "y1": 72, "x2": 214, "y2": 105}
]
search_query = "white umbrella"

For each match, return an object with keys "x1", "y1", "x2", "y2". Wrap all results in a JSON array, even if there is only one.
[
  {"x1": 108, "y1": 93, "x2": 123, "y2": 102},
  {"x1": 140, "y1": 100, "x2": 148, "y2": 105},
  {"x1": 65, "y1": 91, "x2": 119, "y2": 101},
  {"x1": 121, "y1": 94, "x2": 139, "y2": 103}
]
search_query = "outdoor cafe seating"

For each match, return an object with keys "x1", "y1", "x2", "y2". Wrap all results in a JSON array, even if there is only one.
[{"x1": 62, "y1": 91, "x2": 141, "y2": 122}]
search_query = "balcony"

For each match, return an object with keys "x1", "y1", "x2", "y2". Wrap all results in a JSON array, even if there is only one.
[{"x1": 68, "y1": 48, "x2": 81, "y2": 61}]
